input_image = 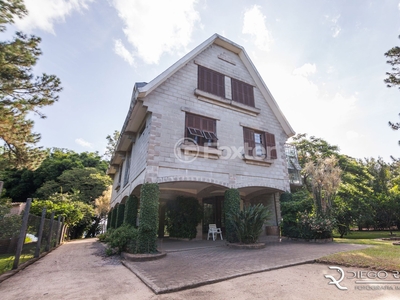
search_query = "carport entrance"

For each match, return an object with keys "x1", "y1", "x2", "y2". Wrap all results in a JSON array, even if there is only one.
[{"x1": 202, "y1": 196, "x2": 225, "y2": 234}]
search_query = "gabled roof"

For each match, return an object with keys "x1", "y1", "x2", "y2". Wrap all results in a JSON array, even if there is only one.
[{"x1": 137, "y1": 33, "x2": 295, "y2": 137}]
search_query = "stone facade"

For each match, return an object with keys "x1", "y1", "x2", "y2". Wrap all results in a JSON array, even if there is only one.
[{"x1": 108, "y1": 34, "x2": 295, "y2": 239}]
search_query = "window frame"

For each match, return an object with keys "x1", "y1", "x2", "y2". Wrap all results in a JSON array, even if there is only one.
[
  {"x1": 231, "y1": 78, "x2": 255, "y2": 107},
  {"x1": 198, "y1": 65, "x2": 225, "y2": 98},
  {"x1": 185, "y1": 113, "x2": 218, "y2": 147},
  {"x1": 243, "y1": 127, "x2": 277, "y2": 159}
]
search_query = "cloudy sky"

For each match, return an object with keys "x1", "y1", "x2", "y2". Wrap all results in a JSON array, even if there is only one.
[{"x1": 8, "y1": 0, "x2": 400, "y2": 161}]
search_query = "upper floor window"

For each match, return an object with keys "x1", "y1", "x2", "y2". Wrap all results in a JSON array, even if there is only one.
[
  {"x1": 185, "y1": 113, "x2": 218, "y2": 147},
  {"x1": 123, "y1": 152, "x2": 131, "y2": 187},
  {"x1": 243, "y1": 127, "x2": 277, "y2": 159},
  {"x1": 198, "y1": 65, "x2": 225, "y2": 98},
  {"x1": 232, "y1": 78, "x2": 255, "y2": 107}
]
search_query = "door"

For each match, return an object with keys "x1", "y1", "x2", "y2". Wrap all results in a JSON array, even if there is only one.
[{"x1": 203, "y1": 196, "x2": 225, "y2": 233}]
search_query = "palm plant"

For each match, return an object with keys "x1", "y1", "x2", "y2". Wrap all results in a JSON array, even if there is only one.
[{"x1": 227, "y1": 204, "x2": 271, "y2": 244}]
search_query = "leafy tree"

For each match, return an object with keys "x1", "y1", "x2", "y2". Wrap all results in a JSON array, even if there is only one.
[
  {"x1": 85, "y1": 185, "x2": 111, "y2": 237},
  {"x1": 0, "y1": 0, "x2": 62, "y2": 170},
  {"x1": 35, "y1": 167, "x2": 111, "y2": 203},
  {"x1": 303, "y1": 156, "x2": 342, "y2": 216},
  {"x1": 0, "y1": 198, "x2": 21, "y2": 239},
  {"x1": 104, "y1": 130, "x2": 120, "y2": 162},
  {"x1": 30, "y1": 194, "x2": 94, "y2": 227}
]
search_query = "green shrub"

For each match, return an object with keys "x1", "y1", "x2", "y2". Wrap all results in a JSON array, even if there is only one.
[
  {"x1": 280, "y1": 190, "x2": 313, "y2": 238},
  {"x1": 104, "y1": 224, "x2": 138, "y2": 254},
  {"x1": 227, "y1": 204, "x2": 271, "y2": 244},
  {"x1": 110, "y1": 207, "x2": 117, "y2": 229},
  {"x1": 224, "y1": 189, "x2": 240, "y2": 243},
  {"x1": 106, "y1": 210, "x2": 112, "y2": 229},
  {"x1": 116, "y1": 203, "x2": 125, "y2": 228},
  {"x1": 166, "y1": 196, "x2": 202, "y2": 239},
  {"x1": 97, "y1": 229, "x2": 113, "y2": 243},
  {"x1": 299, "y1": 213, "x2": 335, "y2": 239},
  {"x1": 137, "y1": 183, "x2": 159, "y2": 253},
  {"x1": 124, "y1": 195, "x2": 138, "y2": 227}
]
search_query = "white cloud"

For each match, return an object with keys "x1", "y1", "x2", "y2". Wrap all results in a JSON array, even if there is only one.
[
  {"x1": 75, "y1": 138, "x2": 93, "y2": 148},
  {"x1": 398, "y1": 2, "x2": 400, "y2": 10},
  {"x1": 292, "y1": 63, "x2": 316, "y2": 77},
  {"x1": 326, "y1": 14, "x2": 341, "y2": 38},
  {"x1": 14, "y1": 0, "x2": 93, "y2": 33},
  {"x1": 242, "y1": 5, "x2": 273, "y2": 51},
  {"x1": 260, "y1": 62, "x2": 358, "y2": 141},
  {"x1": 111, "y1": 0, "x2": 200, "y2": 64},
  {"x1": 114, "y1": 39, "x2": 134, "y2": 65}
]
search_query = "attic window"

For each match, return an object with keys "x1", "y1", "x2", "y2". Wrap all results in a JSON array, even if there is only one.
[
  {"x1": 198, "y1": 65, "x2": 225, "y2": 98},
  {"x1": 231, "y1": 78, "x2": 255, "y2": 107}
]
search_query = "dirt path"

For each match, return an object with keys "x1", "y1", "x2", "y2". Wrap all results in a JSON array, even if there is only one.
[{"x1": 0, "y1": 239, "x2": 398, "y2": 300}]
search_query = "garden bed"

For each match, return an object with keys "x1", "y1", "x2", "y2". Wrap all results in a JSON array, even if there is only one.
[
  {"x1": 121, "y1": 251, "x2": 166, "y2": 262},
  {"x1": 288, "y1": 238, "x2": 333, "y2": 243},
  {"x1": 226, "y1": 242, "x2": 265, "y2": 249}
]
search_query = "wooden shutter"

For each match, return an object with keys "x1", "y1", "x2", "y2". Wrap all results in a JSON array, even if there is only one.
[
  {"x1": 198, "y1": 65, "x2": 225, "y2": 98},
  {"x1": 265, "y1": 132, "x2": 277, "y2": 159},
  {"x1": 231, "y1": 78, "x2": 255, "y2": 107},
  {"x1": 243, "y1": 127, "x2": 255, "y2": 156}
]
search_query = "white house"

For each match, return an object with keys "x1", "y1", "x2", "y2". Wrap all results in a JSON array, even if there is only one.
[{"x1": 107, "y1": 34, "x2": 296, "y2": 239}]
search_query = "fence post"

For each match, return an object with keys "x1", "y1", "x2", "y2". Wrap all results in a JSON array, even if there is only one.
[
  {"x1": 55, "y1": 216, "x2": 61, "y2": 247},
  {"x1": 45, "y1": 212, "x2": 55, "y2": 252},
  {"x1": 34, "y1": 207, "x2": 47, "y2": 258},
  {"x1": 58, "y1": 216, "x2": 65, "y2": 245},
  {"x1": 12, "y1": 198, "x2": 32, "y2": 270}
]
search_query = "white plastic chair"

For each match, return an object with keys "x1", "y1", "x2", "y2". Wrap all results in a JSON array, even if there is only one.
[{"x1": 207, "y1": 224, "x2": 223, "y2": 241}]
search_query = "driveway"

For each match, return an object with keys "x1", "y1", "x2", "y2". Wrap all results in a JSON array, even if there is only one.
[{"x1": 0, "y1": 238, "x2": 397, "y2": 300}]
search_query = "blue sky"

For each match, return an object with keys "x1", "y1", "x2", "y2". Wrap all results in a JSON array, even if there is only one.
[{"x1": 8, "y1": 0, "x2": 400, "y2": 161}]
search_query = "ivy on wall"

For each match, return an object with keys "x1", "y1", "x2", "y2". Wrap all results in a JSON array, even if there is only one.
[
  {"x1": 124, "y1": 195, "x2": 139, "y2": 227},
  {"x1": 224, "y1": 189, "x2": 240, "y2": 243},
  {"x1": 137, "y1": 183, "x2": 159, "y2": 253},
  {"x1": 116, "y1": 203, "x2": 125, "y2": 228},
  {"x1": 166, "y1": 196, "x2": 202, "y2": 239}
]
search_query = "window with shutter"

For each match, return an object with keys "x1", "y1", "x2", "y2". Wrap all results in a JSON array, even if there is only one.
[
  {"x1": 185, "y1": 113, "x2": 218, "y2": 147},
  {"x1": 198, "y1": 65, "x2": 225, "y2": 98},
  {"x1": 265, "y1": 132, "x2": 277, "y2": 159},
  {"x1": 243, "y1": 127, "x2": 277, "y2": 159},
  {"x1": 232, "y1": 78, "x2": 255, "y2": 107}
]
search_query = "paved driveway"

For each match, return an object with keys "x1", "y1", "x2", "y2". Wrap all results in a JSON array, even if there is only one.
[
  {"x1": 125, "y1": 239, "x2": 366, "y2": 294},
  {"x1": 0, "y1": 238, "x2": 397, "y2": 300}
]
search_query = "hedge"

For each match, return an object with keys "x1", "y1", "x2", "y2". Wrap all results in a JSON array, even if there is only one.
[
  {"x1": 137, "y1": 183, "x2": 159, "y2": 253},
  {"x1": 124, "y1": 195, "x2": 139, "y2": 227},
  {"x1": 116, "y1": 203, "x2": 125, "y2": 228},
  {"x1": 224, "y1": 189, "x2": 240, "y2": 243}
]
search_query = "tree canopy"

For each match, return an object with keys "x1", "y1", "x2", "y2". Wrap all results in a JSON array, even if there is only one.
[
  {"x1": 384, "y1": 36, "x2": 400, "y2": 141},
  {"x1": 0, "y1": 0, "x2": 62, "y2": 170}
]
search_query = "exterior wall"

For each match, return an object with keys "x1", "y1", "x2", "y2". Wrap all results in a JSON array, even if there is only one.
[
  {"x1": 111, "y1": 114, "x2": 151, "y2": 207},
  {"x1": 141, "y1": 44, "x2": 290, "y2": 191}
]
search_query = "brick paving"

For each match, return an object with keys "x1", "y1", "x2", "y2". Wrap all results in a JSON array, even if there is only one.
[{"x1": 122, "y1": 238, "x2": 367, "y2": 294}]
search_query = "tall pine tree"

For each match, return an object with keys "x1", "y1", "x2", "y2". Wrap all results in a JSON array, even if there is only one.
[{"x1": 0, "y1": 0, "x2": 62, "y2": 170}]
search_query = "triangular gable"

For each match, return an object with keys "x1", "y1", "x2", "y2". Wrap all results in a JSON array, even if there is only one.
[{"x1": 137, "y1": 33, "x2": 295, "y2": 137}]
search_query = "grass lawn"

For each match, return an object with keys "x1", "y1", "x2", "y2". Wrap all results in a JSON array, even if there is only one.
[
  {"x1": 0, "y1": 253, "x2": 34, "y2": 275},
  {"x1": 318, "y1": 231, "x2": 400, "y2": 271}
]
